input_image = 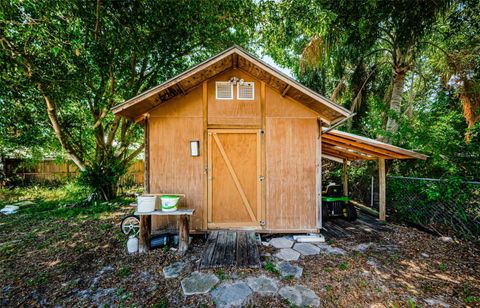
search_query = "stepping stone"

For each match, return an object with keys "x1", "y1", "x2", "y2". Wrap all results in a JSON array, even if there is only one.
[
  {"x1": 424, "y1": 297, "x2": 450, "y2": 307},
  {"x1": 210, "y1": 282, "x2": 252, "y2": 308},
  {"x1": 293, "y1": 243, "x2": 320, "y2": 256},
  {"x1": 181, "y1": 271, "x2": 219, "y2": 295},
  {"x1": 352, "y1": 242, "x2": 374, "y2": 252},
  {"x1": 315, "y1": 243, "x2": 346, "y2": 255},
  {"x1": 246, "y1": 276, "x2": 278, "y2": 295},
  {"x1": 277, "y1": 261, "x2": 303, "y2": 278},
  {"x1": 269, "y1": 237, "x2": 294, "y2": 249},
  {"x1": 366, "y1": 258, "x2": 380, "y2": 269},
  {"x1": 274, "y1": 248, "x2": 300, "y2": 261},
  {"x1": 279, "y1": 285, "x2": 320, "y2": 307},
  {"x1": 162, "y1": 262, "x2": 185, "y2": 278}
]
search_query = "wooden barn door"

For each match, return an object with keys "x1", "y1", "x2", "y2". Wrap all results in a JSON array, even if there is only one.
[{"x1": 207, "y1": 129, "x2": 262, "y2": 229}]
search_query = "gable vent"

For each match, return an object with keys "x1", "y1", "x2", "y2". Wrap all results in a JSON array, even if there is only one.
[
  {"x1": 216, "y1": 81, "x2": 233, "y2": 100},
  {"x1": 237, "y1": 82, "x2": 255, "y2": 100}
]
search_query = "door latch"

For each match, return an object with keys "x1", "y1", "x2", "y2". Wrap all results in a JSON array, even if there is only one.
[{"x1": 259, "y1": 176, "x2": 265, "y2": 181}]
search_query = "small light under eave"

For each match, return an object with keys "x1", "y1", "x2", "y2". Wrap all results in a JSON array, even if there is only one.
[{"x1": 190, "y1": 140, "x2": 200, "y2": 157}]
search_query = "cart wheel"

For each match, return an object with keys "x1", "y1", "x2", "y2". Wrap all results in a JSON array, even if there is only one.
[
  {"x1": 120, "y1": 215, "x2": 140, "y2": 236},
  {"x1": 343, "y1": 203, "x2": 357, "y2": 222}
]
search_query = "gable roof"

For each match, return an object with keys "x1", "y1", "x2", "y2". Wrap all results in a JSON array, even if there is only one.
[{"x1": 111, "y1": 45, "x2": 352, "y2": 124}]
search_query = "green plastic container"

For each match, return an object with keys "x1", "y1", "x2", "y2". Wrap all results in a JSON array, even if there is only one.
[{"x1": 160, "y1": 195, "x2": 180, "y2": 212}]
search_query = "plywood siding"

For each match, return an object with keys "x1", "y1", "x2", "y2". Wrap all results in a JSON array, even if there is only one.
[
  {"x1": 266, "y1": 87, "x2": 319, "y2": 118},
  {"x1": 149, "y1": 86, "x2": 204, "y2": 230},
  {"x1": 265, "y1": 118, "x2": 317, "y2": 230},
  {"x1": 207, "y1": 69, "x2": 261, "y2": 127},
  {"x1": 265, "y1": 86, "x2": 318, "y2": 231}
]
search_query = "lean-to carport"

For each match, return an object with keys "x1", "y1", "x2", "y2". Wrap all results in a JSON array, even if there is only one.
[{"x1": 321, "y1": 129, "x2": 427, "y2": 221}]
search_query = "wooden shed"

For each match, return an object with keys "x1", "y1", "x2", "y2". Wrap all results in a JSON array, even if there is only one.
[{"x1": 112, "y1": 46, "x2": 425, "y2": 234}]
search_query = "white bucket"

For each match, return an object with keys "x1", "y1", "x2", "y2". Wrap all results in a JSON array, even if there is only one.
[
  {"x1": 137, "y1": 195, "x2": 158, "y2": 212},
  {"x1": 160, "y1": 195, "x2": 180, "y2": 212}
]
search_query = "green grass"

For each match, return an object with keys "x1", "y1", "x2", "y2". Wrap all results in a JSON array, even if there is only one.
[
  {"x1": 264, "y1": 260, "x2": 279, "y2": 275},
  {"x1": 0, "y1": 182, "x2": 133, "y2": 221},
  {"x1": 337, "y1": 262, "x2": 349, "y2": 270},
  {"x1": 437, "y1": 262, "x2": 448, "y2": 272},
  {"x1": 117, "y1": 266, "x2": 131, "y2": 278},
  {"x1": 282, "y1": 274, "x2": 294, "y2": 281},
  {"x1": 216, "y1": 268, "x2": 227, "y2": 280}
]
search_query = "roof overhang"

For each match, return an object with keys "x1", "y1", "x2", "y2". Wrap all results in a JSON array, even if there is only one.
[
  {"x1": 322, "y1": 129, "x2": 427, "y2": 161},
  {"x1": 112, "y1": 45, "x2": 351, "y2": 125}
]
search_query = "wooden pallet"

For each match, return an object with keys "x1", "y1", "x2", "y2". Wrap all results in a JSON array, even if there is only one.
[{"x1": 199, "y1": 231, "x2": 261, "y2": 269}]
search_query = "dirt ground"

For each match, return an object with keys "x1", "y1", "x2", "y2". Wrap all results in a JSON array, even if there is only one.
[{"x1": 1, "y1": 199, "x2": 479, "y2": 307}]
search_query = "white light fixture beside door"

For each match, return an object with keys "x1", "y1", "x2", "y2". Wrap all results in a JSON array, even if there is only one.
[{"x1": 190, "y1": 140, "x2": 200, "y2": 157}]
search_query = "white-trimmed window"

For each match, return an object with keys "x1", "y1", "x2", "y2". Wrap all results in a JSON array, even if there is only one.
[
  {"x1": 216, "y1": 81, "x2": 233, "y2": 100},
  {"x1": 237, "y1": 82, "x2": 255, "y2": 100}
]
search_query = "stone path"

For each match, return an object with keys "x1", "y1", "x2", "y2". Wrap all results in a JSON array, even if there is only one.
[
  {"x1": 175, "y1": 235, "x2": 341, "y2": 306},
  {"x1": 269, "y1": 237, "x2": 294, "y2": 249},
  {"x1": 293, "y1": 243, "x2": 320, "y2": 256},
  {"x1": 246, "y1": 276, "x2": 279, "y2": 295},
  {"x1": 274, "y1": 248, "x2": 300, "y2": 261},
  {"x1": 276, "y1": 261, "x2": 303, "y2": 278},
  {"x1": 315, "y1": 243, "x2": 346, "y2": 255},
  {"x1": 211, "y1": 282, "x2": 253, "y2": 308},
  {"x1": 181, "y1": 272, "x2": 219, "y2": 295},
  {"x1": 179, "y1": 270, "x2": 320, "y2": 307},
  {"x1": 163, "y1": 262, "x2": 185, "y2": 278},
  {"x1": 269, "y1": 236, "x2": 347, "y2": 258},
  {"x1": 279, "y1": 285, "x2": 321, "y2": 307}
]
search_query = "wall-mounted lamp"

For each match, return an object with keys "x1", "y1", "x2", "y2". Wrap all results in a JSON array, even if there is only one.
[{"x1": 190, "y1": 140, "x2": 200, "y2": 157}]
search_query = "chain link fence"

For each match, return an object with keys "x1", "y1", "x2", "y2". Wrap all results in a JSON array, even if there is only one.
[
  {"x1": 387, "y1": 176, "x2": 480, "y2": 241},
  {"x1": 349, "y1": 174, "x2": 480, "y2": 241}
]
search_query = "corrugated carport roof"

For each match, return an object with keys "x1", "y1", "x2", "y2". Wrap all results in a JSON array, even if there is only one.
[{"x1": 322, "y1": 129, "x2": 427, "y2": 161}]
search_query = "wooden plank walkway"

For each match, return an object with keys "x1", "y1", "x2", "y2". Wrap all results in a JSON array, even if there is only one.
[
  {"x1": 199, "y1": 231, "x2": 261, "y2": 269},
  {"x1": 322, "y1": 212, "x2": 393, "y2": 238}
]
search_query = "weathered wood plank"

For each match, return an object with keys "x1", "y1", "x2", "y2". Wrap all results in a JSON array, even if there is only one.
[
  {"x1": 245, "y1": 232, "x2": 260, "y2": 268},
  {"x1": 134, "y1": 209, "x2": 194, "y2": 216},
  {"x1": 200, "y1": 231, "x2": 218, "y2": 269},
  {"x1": 223, "y1": 231, "x2": 237, "y2": 266},
  {"x1": 212, "y1": 231, "x2": 228, "y2": 267},
  {"x1": 236, "y1": 232, "x2": 248, "y2": 267},
  {"x1": 200, "y1": 231, "x2": 260, "y2": 269}
]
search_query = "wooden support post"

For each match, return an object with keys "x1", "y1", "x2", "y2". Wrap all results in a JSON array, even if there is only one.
[
  {"x1": 343, "y1": 159, "x2": 348, "y2": 196},
  {"x1": 316, "y1": 119, "x2": 322, "y2": 229},
  {"x1": 144, "y1": 117, "x2": 150, "y2": 194},
  {"x1": 139, "y1": 215, "x2": 151, "y2": 253},
  {"x1": 202, "y1": 81, "x2": 208, "y2": 229},
  {"x1": 178, "y1": 215, "x2": 190, "y2": 254},
  {"x1": 378, "y1": 158, "x2": 386, "y2": 221}
]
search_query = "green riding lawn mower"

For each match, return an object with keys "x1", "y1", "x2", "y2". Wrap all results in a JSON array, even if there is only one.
[{"x1": 322, "y1": 183, "x2": 357, "y2": 222}]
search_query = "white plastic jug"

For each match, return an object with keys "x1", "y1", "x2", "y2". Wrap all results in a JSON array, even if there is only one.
[{"x1": 127, "y1": 236, "x2": 139, "y2": 254}]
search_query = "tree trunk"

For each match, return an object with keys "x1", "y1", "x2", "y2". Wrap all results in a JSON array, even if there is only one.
[
  {"x1": 458, "y1": 77, "x2": 480, "y2": 143},
  {"x1": 385, "y1": 69, "x2": 406, "y2": 140},
  {"x1": 406, "y1": 73, "x2": 415, "y2": 119},
  {"x1": 331, "y1": 76, "x2": 345, "y2": 102},
  {"x1": 37, "y1": 84, "x2": 86, "y2": 171}
]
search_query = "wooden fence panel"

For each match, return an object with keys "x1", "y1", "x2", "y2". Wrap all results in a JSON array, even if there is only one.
[{"x1": 4, "y1": 159, "x2": 144, "y2": 186}]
